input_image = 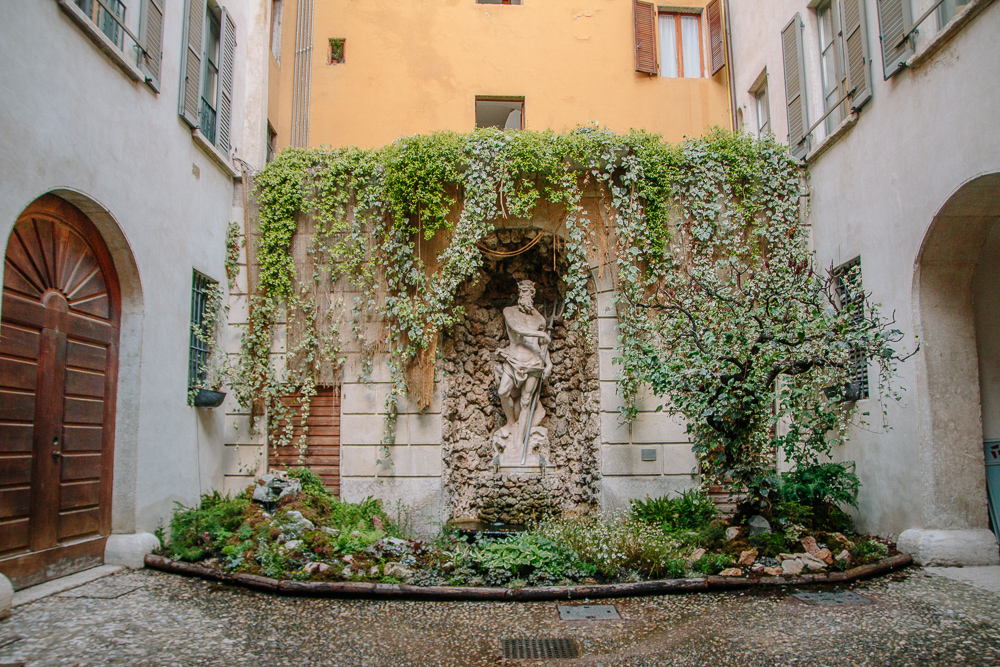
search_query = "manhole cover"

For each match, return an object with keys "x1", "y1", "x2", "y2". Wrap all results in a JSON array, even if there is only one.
[
  {"x1": 791, "y1": 590, "x2": 871, "y2": 606},
  {"x1": 558, "y1": 604, "x2": 620, "y2": 620},
  {"x1": 502, "y1": 638, "x2": 579, "y2": 660}
]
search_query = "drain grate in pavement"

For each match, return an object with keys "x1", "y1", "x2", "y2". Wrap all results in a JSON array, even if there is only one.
[
  {"x1": 558, "y1": 604, "x2": 620, "y2": 621},
  {"x1": 791, "y1": 590, "x2": 871, "y2": 606},
  {"x1": 502, "y1": 638, "x2": 579, "y2": 660}
]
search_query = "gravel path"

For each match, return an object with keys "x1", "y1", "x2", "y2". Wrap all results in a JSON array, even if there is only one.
[{"x1": 1, "y1": 567, "x2": 997, "y2": 666}]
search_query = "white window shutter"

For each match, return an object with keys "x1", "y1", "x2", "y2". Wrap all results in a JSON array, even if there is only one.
[
  {"x1": 138, "y1": 0, "x2": 165, "y2": 91},
  {"x1": 842, "y1": 0, "x2": 873, "y2": 110},
  {"x1": 179, "y1": 0, "x2": 205, "y2": 127},
  {"x1": 217, "y1": 8, "x2": 236, "y2": 154},
  {"x1": 781, "y1": 14, "x2": 809, "y2": 159},
  {"x1": 876, "y1": 0, "x2": 913, "y2": 79}
]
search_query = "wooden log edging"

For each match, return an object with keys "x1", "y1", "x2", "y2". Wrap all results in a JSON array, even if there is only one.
[{"x1": 144, "y1": 553, "x2": 913, "y2": 601}]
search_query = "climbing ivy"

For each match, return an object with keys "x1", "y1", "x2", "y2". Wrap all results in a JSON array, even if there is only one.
[{"x1": 230, "y1": 127, "x2": 893, "y2": 470}]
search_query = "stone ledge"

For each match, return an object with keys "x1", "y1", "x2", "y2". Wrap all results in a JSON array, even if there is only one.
[
  {"x1": 145, "y1": 553, "x2": 913, "y2": 601},
  {"x1": 897, "y1": 528, "x2": 1000, "y2": 566}
]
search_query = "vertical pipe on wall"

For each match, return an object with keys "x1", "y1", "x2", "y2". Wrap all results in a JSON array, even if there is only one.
[{"x1": 291, "y1": 0, "x2": 313, "y2": 147}]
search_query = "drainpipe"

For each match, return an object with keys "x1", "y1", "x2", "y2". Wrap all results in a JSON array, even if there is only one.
[{"x1": 724, "y1": 0, "x2": 738, "y2": 132}]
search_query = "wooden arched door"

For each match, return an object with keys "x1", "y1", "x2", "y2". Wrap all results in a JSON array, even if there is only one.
[{"x1": 0, "y1": 195, "x2": 121, "y2": 589}]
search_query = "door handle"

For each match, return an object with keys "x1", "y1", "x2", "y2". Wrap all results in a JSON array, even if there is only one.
[{"x1": 52, "y1": 436, "x2": 61, "y2": 461}]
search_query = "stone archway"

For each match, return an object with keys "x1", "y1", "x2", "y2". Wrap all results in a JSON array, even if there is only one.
[{"x1": 906, "y1": 173, "x2": 1000, "y2": 564}]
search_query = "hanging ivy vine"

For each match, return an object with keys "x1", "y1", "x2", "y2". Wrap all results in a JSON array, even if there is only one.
[{"x1": 229, "y1": 126, "x2": 813, "y2": 456}]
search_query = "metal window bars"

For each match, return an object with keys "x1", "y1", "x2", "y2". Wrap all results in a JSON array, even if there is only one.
[
  {"x1": 833, "y1": 259, "x2": 870, "y2": 400},
  {"x1": 74, "y1": 0, "x2": 153, "y2": 71},
  {"x1": 200, "y1": 98, "x2": 217, "y2": 144},
  {"x1": 189, "y1": 271, "x2": 215, "y2": 388}
]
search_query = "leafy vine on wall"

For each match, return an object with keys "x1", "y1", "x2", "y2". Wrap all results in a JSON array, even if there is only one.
[{"x1": 232, "y1": 127, "x2": 807, "y2": 457}]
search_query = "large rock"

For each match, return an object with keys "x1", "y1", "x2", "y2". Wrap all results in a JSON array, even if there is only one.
[
  {"x1": 748, "y1": 515, "x2": 771, "y2": 536},
  {"x1": 800, "y1": 553, "x2": 827, "y2": 570},
  {"x1": 897, "y1": 529, "x2": 1000, "y2": 566},
  {"x1": 738, "y1": 548, "x2": 758, "y2": 566},
  {"x1": 718, "y1": 568, "x2": 743, "y2": 577},
  {"x1": 781, "y1": 558, "x2": 805, "y2": 575},
  {"x1": 104, "y1": 532, "x2": 161, "y2": 569},
  {"x1": 384, "y1": 562, "x2": 414, "y2": 580},
  {"x1": 800, "y1": 536, "x2": 820, "y2": 554},
  {"x1": 252, "y1": 470, "x2": 302, "y2": 505},
  {"x1": 279, "y1": 510, "x2": 314, "y2": 534},
  {"x1": 0, "y1": 573, "x2": 11, "y2": 621}
]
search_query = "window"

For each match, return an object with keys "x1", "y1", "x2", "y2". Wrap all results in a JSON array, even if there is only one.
[
  {"x1": 270, "y1": 0, "x2": 283, "y2": 63},
  {"x1": 833, "y1": 258, "x2": 870, "y2": 401},
  {"x1": 179, "y1": 0, "x2": 237, "y2": 155},
  {"x1": 63, "y1": 0, "x2": 164, "y2": 89},
  {"x1": 188, "y1": 271, "x2": 217, "y2": 389},
  {"x1": 658, "y1": 12, "x2": 704, "y2": 78},
  {"x1": 937, "y1": 0, "x2": 970, "y2": 26},
  {"x1": 329, "y1": 38, "x2": 346, "y2": 64},
  {"x1": 475, "y1": 97, "x2": 524, "y2": 130},
  {"x1": 817, "y1": 1, "x2": 847, "y2": 134},
  {"x1": 750, "y1": 71, "x2": 771, "y2": 138},
  {"x1": 76, "y1": 0, "x2": 126, "y2": 49}
]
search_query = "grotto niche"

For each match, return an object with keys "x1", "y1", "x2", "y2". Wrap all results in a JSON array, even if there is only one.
[{"x1": 441, "y1": 228, "x2": 601, "y2": 525}]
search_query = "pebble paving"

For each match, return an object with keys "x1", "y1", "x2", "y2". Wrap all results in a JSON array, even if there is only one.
[{"x1": 1, "y1": 567, "x2": 998, "y2": 666}]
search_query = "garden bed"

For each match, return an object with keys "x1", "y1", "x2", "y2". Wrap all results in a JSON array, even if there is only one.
[{"x1": 143, "y1": 552, "x2": 912, "y2": 601}]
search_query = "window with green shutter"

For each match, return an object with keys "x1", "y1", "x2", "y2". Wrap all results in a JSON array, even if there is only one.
[{"x1": 179, "y1": 0, "x2": 236, "y2": 154}]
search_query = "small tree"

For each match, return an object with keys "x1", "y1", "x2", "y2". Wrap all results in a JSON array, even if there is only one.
[{"x1": 629, "y1": 135, "x2": 914, "y2": 512}]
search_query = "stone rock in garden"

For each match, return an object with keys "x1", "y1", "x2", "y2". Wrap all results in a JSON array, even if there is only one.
[
  {"x1": 738, "y1": 549, "x2": 758, "y2": 566},
  {"x1": 814, "y1": 548, "x2": 833, "y2": 564},
  {"x1": 751, "y1": 563, "x2": 765, "y2": 573},
  {"x1": 725, "y1": 527, "x2": 741, "y2": 541},
  {"x1": 384, "y1": 562, "x2": 414, "y2": 579},
  {"x1": 781, "y1": 559, "x2": 805, "y2": 575},
  {"x1": 283, "y1": 540, "x2": 303, "y2": 551},
  {"x1": 441, "y1": 562, "x2": 455, "y2": 573},
  {"x1": 831, "y1": 532, "x2": 855, "y2": 551},
  {"x1": 686, "y1": 549, "x2": 707, "y2": 564},
  {"x1": 341, "y1": 566, "x2": 352, "y2": 579},
  {"x1": 748, "y1": 515, "x2": 772, "y2": 536},
  {"x1": 252, "y1": 471, "x2": 302, "y2": 505},
  {"x1": 387, "y1": 537, "x2": 407, "y2": 546},
  {"x1": 342, "y1": 554, "x2": 354, "y2": 563},
  {"x1": 800, "y1": 536, "x2": 820, "y2": 554},
  {"x1": 718, "y1": 568, "x2": 743, "y2": 577},
  {"x1": 370, "y1": 566, "x2": 380, "y2": 577},
  {"x1": 835, "y1": 549, "x2": 851, "y2": 562},
  {"x1": 800, "y1": 553, "x2": 827, "y2": 570},
  {"x1": 321, "y1": 527, "x2": 338, "y2": 536},
  {"x1": 763, "y1": 566, "x2": 783, "y2": 576},
  {"x1": 303, "y1": 562, "x2": 329, "y2": 575},
  {"x1": 777, "y1": 553, "x2": 801, "y2": 561},
  {"x1": 280, "y1": 511, "x2": 314, "y2": 533}
]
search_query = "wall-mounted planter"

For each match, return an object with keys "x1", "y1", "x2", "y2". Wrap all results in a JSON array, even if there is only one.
[{"x1": 192, "y1": 388, "x2": 227, "y2": 408}]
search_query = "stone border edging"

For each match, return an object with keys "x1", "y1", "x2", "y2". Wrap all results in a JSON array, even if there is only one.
[{"x1": 144, "y1": 553, "x2": 912, "y2": 601}]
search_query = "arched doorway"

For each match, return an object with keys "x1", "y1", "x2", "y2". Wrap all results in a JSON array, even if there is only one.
[
  {"x1": 912, "y1": 173, "x2": 1000, "y2": 556},
  {"x1": 0, "y1": 194, "x2": 121, "y2": 589}
]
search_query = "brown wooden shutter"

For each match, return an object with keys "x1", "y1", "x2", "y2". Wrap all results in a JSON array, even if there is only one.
[
  {"x1": 781, "y1": 14, "x2": 810, "y2": 159},
  {"x1": 841, "y1": 0, "x2": 873, "y2": 109},
  {"x1": 178, "y1": 0, "x2": 205, "y2": 128},
  {"x1": 876, "y1": 0, "x2": 913, "y2": 79},
  {"x1": 217, "y1": 9, "x2": 236, "y2": 154},
  {"x1": 269, "y1": 387, "x2": 341, "y2": 496},
  {"x1": 707, "y1": 0, "x2": 725, "y2": 75},
  {"x1": 633, "y1": 0, "x2": 657, "y2": 75},
  {"x1": 138, "y1": 0, "x2": 164, "y2": 91}
]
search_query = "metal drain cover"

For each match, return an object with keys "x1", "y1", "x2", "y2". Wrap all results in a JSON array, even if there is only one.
[
  {"x1": 502, "y1": 638, "x2": 579, "y2": 660},
  {"x1": 791, "y1": 590, "x2": 871, "y2": 606},
  {"x1": 558, "y1": 604, "x2": 621, "y2": 620}
]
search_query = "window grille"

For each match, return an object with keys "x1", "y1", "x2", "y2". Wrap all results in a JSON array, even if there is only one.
[
  {"x1": 833, "y1": 258, "x2": 869, "y2": 400},
  {"x1": 189, "y1": 271, "x2": 216, "y2": 388},
  {"x1": 76, "y1": 0, "x2": 127, "y2": 50}
]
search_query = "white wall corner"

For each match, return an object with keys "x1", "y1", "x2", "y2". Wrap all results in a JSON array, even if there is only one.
[{"x1": 897, "y1": 528, "x2": 1000, "y2": 566}]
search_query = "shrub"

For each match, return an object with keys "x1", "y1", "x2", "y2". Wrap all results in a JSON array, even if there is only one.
[
  {"x1": 468, "y1": 533, "x2": 592, "y2": 587},
  {"x1": 851, "y1": 540, "x2": 888, "y2": 564},
  {"x1": 662, "y1": 557, "x2": 688, "y2": 579},
  {"x1": 536, "y1": 511, "x2": 682, "y2": 579},
  {"x1": 748, "y1": 531, "x2": 790, "y2": 558},
  {"x1": 692, "y1": 552, "x2": 735, "y2": 576},
  {"x1": 694, "y1": 520, "x2": 729, "y2": 551},
  {"x1": 631, "y1": 490, "x2": 718, "y2": 533},
  {"x1": 776, "y1": 462, "x2": 860, "y2": 509},
  {"x1": 164, "y1": 491, "x2": 250, "y2": 562}
]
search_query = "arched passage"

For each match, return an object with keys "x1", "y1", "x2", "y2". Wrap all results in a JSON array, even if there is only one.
[
  {"x1": 912, "y1": 173, "x2": 1000, "y2": 547},
  {"x1": 0, "y1": 192, "x2": 142, "y2": 589}
]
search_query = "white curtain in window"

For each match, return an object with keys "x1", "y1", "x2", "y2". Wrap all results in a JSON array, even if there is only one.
[
  {"x1": 658, "y1": 14, "x2": 678, "y2": 78},
  {"x1": 680, "y1": 15, "x2": 700, "y2": 78}
]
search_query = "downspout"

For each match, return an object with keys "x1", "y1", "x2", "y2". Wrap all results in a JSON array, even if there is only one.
[{"x1": 724, "y1": 0, "x2": 738, "y2": 132}]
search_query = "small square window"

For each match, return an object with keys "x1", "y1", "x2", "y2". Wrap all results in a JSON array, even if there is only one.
[
  {"x1": 329, "y1": 38, "x2": 346, "y2": 64},
  {"x1": 475, "y1": 97, "x2": 524, "y2": 130}
]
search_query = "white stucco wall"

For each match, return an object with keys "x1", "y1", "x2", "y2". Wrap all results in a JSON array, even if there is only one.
[
  {"x1": 729, "y1": 0, "x2": 1000, "y2": 545},
  {"x1": 0, "y1": 0, "x2": 268, "y2": 534}
]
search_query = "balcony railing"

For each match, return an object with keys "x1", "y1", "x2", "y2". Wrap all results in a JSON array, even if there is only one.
[
  {"x1": 75, "y1": 0, "x2": 127, "y2": 51},
  {"x1": 200, "y1": 98, "x2": 217, "y2": 145}
]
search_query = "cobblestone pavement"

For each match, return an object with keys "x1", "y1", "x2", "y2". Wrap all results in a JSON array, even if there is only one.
[{"x1": 1, "y1": 567, "x2": 998, "y2": 666}]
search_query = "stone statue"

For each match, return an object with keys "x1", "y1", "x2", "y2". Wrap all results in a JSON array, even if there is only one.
[{"x1": 494, "y1": 280, "x2": 553, "y2": 466}]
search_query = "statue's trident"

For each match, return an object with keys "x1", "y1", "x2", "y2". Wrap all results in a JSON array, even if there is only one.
[{"x1": 520, "y1": 297, "x2": 565, "y2": 465}]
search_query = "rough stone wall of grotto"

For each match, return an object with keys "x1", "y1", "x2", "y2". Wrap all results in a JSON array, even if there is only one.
[{"x1": 440, "y1": 229, "x2": 602, "y2": 524}]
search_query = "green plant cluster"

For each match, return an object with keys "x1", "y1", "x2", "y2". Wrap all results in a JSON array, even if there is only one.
[
  {"x1": 467, "y1": 533, "x2": 595, "y2": 587},
  {"x1": 630, "y1": 489, "x2": 718, "y2": 533}
]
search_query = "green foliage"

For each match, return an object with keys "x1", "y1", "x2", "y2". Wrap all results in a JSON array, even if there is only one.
[
  {"x1": 630, "y1": 490, "x2": 718, "y2": 533},
  {"x1": 748, "y1": 531, "x2": 791, "y2": 558},
  {"x1": 775, "y1": 462, "x2": 861, "y2": 509},
  {"x1": 692, "y1": 552, "x2": 735, "y2": 576},
  {"x1": 694, "y1": 520, "x2": 729, "y2": 551},
  {"x1": 851, "y1": 540, "x2": 888, "y2": 564},
  {"x1": 225, "y1": 221, "x2": 242, "y2": 287},
  {"x1": 661, "y1": 557, "x2": 688, "y2": 579},
  {"x1": 468, "y1": 533, "x2": 593, "y2": 586},
  {"x1": 163, "y1": 491, "x2": 250, "y2": 562}
]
